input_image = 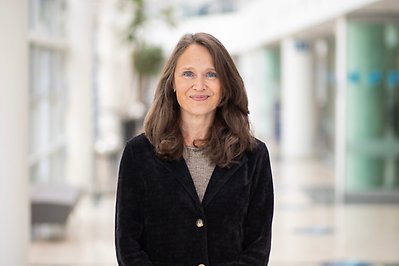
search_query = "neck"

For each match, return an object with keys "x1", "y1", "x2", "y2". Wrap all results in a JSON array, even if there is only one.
[{"x1": 180, "y1": 114, "x2": 214, "y2": 146}]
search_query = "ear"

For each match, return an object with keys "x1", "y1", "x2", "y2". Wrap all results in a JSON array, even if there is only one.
[{"x1": 167, "y1": 75, "x2": 175, "y2": 92}]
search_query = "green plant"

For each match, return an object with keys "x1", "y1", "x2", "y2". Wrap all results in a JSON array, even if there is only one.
[
  {"x1": 119, "y1": 0, "x2": 175, "y2": 103},
  {"x1": 133, "y1": 43, "x2": 164, "y2": 101}
]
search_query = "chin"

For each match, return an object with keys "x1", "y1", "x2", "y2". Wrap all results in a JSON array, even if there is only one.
[{"x1": 188, "y1": 108, "x2": 217, "y2": 117}]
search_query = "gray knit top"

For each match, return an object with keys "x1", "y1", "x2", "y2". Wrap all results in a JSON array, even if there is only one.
[{"x1": 183, "y1": 146, "x2": 215, "y2": 202}]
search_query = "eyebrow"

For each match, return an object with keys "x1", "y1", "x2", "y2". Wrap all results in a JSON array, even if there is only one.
[{"x1": 178, "y1": 66, "x2": 216, "y2": 71}]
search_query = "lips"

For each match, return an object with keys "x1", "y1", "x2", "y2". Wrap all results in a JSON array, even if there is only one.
[{"x1": 190, "y1": 95, "x2": 209, "y2": 101}]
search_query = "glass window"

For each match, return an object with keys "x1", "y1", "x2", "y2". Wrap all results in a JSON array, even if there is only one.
[
  {"x1": 29, "y1": 0, "x2": 65, "y2": 37},
  {"x1": 28, "y1": 0, "x2": 66, "y2": 185},
  {"x1": 346, "y1": 20, "x2": 399, "y2": 193}
]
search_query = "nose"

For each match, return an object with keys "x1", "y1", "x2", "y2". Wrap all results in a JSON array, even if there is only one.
[{"x1": 193, "y1": 76, "x2": 206, "y2": 90}]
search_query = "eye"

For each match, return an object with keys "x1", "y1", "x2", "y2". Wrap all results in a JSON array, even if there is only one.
[
  {"x1": 206, "y1": 72, "x2": 217, "y2": 79},
  {"x1": 182, "y1": 71, "x2": 194, "y2": 78}
]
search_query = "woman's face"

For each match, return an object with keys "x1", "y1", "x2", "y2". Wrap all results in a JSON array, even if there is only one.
[{"x1": 174, "y1": 44, "x2": 221, "y2": 122}]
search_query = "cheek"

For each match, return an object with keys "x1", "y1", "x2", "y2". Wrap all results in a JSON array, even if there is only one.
[
  {"x1": 213, "y1": 83, "x2": 222, "y2": 100},
  {"x1": 214, "y1": 79, "x2": 221, "y2": 92},
  {"x1": 175, "y1": 78, "x2": 191, "y2": 93},
  {"x1": 175, "y1": 91, "x2": 187, "y2": 108}
]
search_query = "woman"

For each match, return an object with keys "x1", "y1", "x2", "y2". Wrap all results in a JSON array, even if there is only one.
[{"x1": 115, "y1": 32, "x2": 274, "y2": 266}]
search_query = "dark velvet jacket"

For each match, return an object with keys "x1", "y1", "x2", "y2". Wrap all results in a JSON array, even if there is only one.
[{"x1": 115, "y1": 133, "x2": 274, "y2": 266}]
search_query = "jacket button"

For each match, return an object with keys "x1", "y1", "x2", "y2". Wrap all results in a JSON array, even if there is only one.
[{"x1": 196, "y1": 218, "x2": 204, "y2": 228}]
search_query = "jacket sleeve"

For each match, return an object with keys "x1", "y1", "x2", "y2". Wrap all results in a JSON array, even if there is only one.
[
  {"x1": 236, "y1": 142, "x2": 274, "y2": 266},
  {"x1": 115, "y1": 141, "x2": 153, "y2": 266}
]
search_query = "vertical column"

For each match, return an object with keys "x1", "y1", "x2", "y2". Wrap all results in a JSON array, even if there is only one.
[
  {"x1": 384, "y1": 23, "x2": 399, "y2": 188},
  {"x1": 0, "y1": 1, "x2": 29, "y2": 265},
  {"x1": 238, "y1": 49, "x2": 270, "y2": 140},
  {"x1": 93, "y1": 0, "x2": 127, "y2": 195},
  {"x1": 264, "y1": 48, "x2": 281, "y2": 142},
  {"x1": 281, "y1": 38, "x2": 316, "y2": 158},
  {"x1": 95, "y1": 0, "x2": 125, "y2": 153},
  {"x1": 346, "y1": 21, "x2": 385, "y2": 190},
  {"x1": 335, "y1": 17, "x2": 348, "y2": 201},
  {"x1": 65, "y1": 0, "x2": 95, "y2": 189}
]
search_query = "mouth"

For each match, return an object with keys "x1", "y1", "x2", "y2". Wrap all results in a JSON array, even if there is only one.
[{"x1": 190, "y1": 95, "x2": 210, "y2": 101}]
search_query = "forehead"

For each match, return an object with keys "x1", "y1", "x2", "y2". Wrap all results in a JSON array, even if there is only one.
[{"x1": 176, "y1": 44, "x2": 214, "y2": 67}]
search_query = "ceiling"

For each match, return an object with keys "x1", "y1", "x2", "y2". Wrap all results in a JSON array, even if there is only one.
[{"x1": 351, "y1": 0, "x2": 399, "y2": 16}]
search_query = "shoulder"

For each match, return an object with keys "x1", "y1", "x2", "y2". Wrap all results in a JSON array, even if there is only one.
[
  {"x1": 255, "y1": 138, "x2": 268, "y2": 151},
  {"x1": 126, "y1": 133, "x2": 152, "y2": 150},
  {"x1": 127, "y1": 132, "x2": 148, "y2": 145},
  {"x1": 248, "y1": 138, "x2": 269, "y2": 157},
  {"x1": 245, "y1": 139, "x2": 273, "y2": 185},
  {"x1": 242, "y1": 138, "x2": 271, "y2": 167},
  {"x1": 123, "y1": 133, "x2": 156, "y2": 159}
]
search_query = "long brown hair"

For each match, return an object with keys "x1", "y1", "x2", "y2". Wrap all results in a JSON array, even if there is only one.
[{"x1": 144, "y1": 32, "x2": 256, "y2": 167}]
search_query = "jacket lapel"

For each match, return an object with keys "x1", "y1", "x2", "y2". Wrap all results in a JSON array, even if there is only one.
[
  {"x1": 157, "y1": 157, "x2": 201, "y2": 206},
  {"x1": 202, "y1": 155, "x2": 248, "y2": 208},
  {"x1": 155, "y1": 153, "x2": 248, "y2": 209}
]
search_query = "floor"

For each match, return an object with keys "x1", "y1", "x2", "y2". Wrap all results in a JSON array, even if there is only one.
[{"x1": 29, "y1": 155, "x2": 399, "y2": 266}]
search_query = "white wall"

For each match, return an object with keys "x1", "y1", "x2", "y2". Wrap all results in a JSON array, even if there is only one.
[{"x1": 0, "y1": 1, "x2": 29, "y2": 265}]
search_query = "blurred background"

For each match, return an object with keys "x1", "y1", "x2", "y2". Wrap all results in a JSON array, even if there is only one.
[{"x1": 1, "y1": 0, "x2": 399, "y2": 265}]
